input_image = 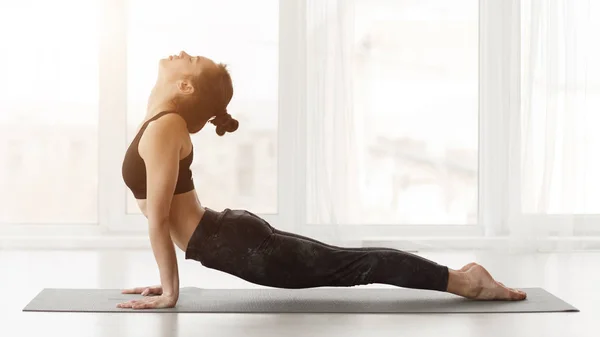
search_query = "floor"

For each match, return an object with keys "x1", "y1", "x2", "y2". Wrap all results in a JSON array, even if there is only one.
[{"x1": 0, "y1": 248, "x2": 598, "y2": 337}]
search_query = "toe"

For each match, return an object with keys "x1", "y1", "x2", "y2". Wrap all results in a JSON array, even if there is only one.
[
  {"x1": 515, "y1": 289, "x2": 527, "y2": 300},
  {"x1": 505, "y1": 287, "x2": 527, "y2": 300}
]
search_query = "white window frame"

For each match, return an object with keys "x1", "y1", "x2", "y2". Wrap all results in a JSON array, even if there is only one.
[
  {"x1": 300, "y1": 0, "x2": 599, "y2": 240},
  {"x1": 2, "y1": 0, "x2": 598, "y2": 241},
  {"x1": 482, "y1": 0, "x2": 600, "y2": 238},
  {"x1": 301, "y1": 0, "x2": 510, "y2": 240},
  {"x1": 478, "y1": 0, "x2": 522, "y2": 237}
]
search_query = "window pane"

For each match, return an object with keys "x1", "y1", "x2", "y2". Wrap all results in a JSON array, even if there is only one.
[
  {"x1": 521, "y1": 0, "x2": 600, "y2": 214},
  {"x1": 126, "y1": 0, "x2": 278, "y2": 214},
  {"x1": 0, "y1": 0, "x2": 99, "y2": 224},
  {"x1": 354, "y1": 0, "x2": 478, "y2": 224}
]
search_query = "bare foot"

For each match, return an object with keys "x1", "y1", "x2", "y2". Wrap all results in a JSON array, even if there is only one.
[{"x1": 462, "y1": 263, "x2": 527, "y2": 301}]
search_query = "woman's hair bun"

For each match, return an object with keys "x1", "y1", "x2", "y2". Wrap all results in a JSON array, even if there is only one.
[{"x1": 211, "y1": 112, "x2": 239, "y2": 136}]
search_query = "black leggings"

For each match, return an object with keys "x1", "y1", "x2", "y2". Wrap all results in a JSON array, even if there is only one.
[{"x1": 185, "y1": 208, "x2": 449, "y2": 291}]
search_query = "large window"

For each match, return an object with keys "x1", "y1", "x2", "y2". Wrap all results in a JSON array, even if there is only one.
[
  {"x1": 1, "y1": 0, "x2": 596, "y2": 244},
  {"x1": 0, "y1": 0, "x2": 99, "y2": 224},
  {"x1": 521, "y1": 0, "x2": 600, "y2": 215},
  {"x1": 125, "y1": 0, "x2": 279, "y2": 214},
  {"x1": 353, "y1": 0, "x2": 479, "y2": 225}
]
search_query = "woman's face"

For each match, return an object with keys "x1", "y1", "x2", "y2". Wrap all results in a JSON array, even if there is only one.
[{"x1": 158, "y1": 50, "x2": 216, "y2": 82}]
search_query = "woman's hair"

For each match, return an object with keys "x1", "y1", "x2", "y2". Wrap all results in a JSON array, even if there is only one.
[{"x1": 177, "y1": 63, "x2": 238, "y2": 135}]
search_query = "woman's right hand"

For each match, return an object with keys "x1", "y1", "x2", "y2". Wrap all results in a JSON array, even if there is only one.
[{"x1": 121, "y1": 285, "x2": 163, "y2": 296}]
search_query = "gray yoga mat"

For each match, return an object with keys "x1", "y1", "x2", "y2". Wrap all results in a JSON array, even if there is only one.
[{"x1": 23, "y1": 287, "x2": 578, "y2": 313}]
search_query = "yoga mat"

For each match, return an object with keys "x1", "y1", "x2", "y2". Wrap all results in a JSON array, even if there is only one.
[{"x1": 23, "y1": 287, "x2": 578, "y2": 313}]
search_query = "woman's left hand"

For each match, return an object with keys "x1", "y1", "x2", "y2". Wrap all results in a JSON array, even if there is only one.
[{"x1": 117, "y1": 294, "x2": 178, "y2": 310}]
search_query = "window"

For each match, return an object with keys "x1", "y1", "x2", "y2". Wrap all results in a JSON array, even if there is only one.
[
  {"x1": 125, "y1": 0, "x2": 278, "y2": 214},
  {"x1": 2, "y1": 0, "x2": 595, "y2": 243},
  {"x1": 521, "y1": 0, "x2": 600, "y2": 215},
  {"x1": 353, "y1": 0, "x2": 479, "y2": 225},
  {"x1": 0, "y1": 0, "x2": 99, "y2": 224}
]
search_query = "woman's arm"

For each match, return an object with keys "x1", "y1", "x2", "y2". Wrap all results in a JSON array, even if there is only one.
[{"x1": 118, "y1": 114, "x2": 188, "y2": 309}]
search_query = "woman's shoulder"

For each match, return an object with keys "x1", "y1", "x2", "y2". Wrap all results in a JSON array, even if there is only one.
[
  {"x1": 140, "y1": 112, "x2": 189, "y2": 150},
  {"x1": 145, "y1": 112, "x2": 188, "y2": 137}
]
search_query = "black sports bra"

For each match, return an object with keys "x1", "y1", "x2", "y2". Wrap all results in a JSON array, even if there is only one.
[{"x1": 122, "y1": 111, "x2": 195, "y2": 199}]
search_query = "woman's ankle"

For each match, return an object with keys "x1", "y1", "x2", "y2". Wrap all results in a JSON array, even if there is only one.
[{"x1": 446, "y1": 269, "x2": 479, "y2": 298}]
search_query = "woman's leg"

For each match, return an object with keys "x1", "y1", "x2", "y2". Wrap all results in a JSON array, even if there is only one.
[
  {"x1": 250, "y1": 233, "x2": 526, "y2": 300},
  {"x1": 247, "y1": 229, "x2": 451, "y2": 291},
  {"x1": 194, "y1": 209, "x2": 527, "y2": 300},
  {"x1": 199, "y1": 210, "x2": 449, "y2": 291}
]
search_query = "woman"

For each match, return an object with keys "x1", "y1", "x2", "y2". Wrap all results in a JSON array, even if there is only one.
[{"x1": 117, "y1": 51, "x2": 527, "y2": 310}]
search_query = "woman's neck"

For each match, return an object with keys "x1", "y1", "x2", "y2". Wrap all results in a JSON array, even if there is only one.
[{"x1": 146, "y1": 86, "x2": 177, "y2": 120}]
